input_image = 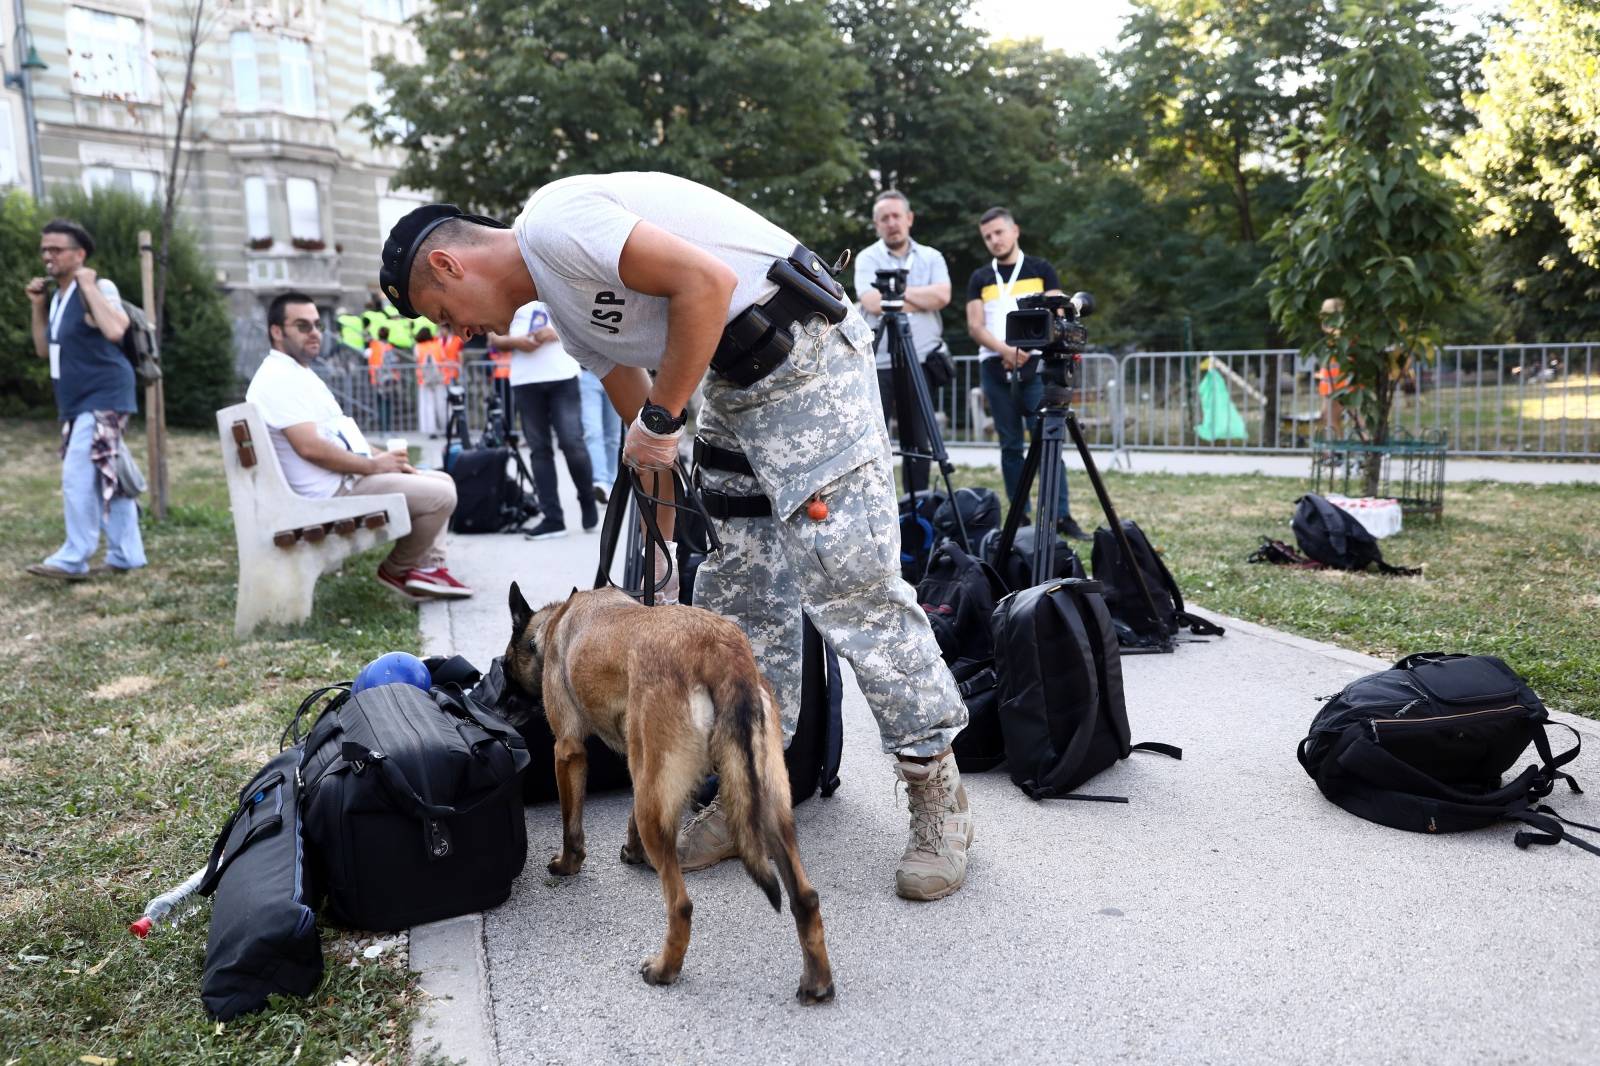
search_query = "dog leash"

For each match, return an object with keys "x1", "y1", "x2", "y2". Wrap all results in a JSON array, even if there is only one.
[{"x1": 593, "y1": 459, "x2": 721, "y2": 606}]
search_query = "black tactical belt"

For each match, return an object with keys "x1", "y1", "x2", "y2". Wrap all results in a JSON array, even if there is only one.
[
  {"x1": 692, "y1": 437, "x2": 772, "y2": 519},
  {"x1": 710, "y1": 243, "x2": 847, "y2": 388}
]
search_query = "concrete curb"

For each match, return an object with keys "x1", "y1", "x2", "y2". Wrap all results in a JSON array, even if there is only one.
[{"x1": 409, "y1": 595, "x2": 499, "y2": 1066}]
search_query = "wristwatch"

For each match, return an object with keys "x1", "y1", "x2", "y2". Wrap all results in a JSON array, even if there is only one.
[{"x1": 639, "y1": 400, "x2": 687, "y2": 435}]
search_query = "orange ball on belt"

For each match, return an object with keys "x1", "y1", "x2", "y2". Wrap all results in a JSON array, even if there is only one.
[{"x1": 806, "y1": 496, "x2": 829, "y2": 521}]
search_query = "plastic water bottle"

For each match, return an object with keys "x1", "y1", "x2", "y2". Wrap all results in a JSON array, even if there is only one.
[{"x1": 129, "y1": 865, "x2": 207, "y2": 938}]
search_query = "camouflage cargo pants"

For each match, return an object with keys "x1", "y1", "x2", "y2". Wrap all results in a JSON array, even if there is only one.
[{"x1": 692, "y1": 309, "x2": 968, "y2": 757}]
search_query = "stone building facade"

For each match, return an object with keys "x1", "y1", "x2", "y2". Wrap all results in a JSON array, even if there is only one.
[{"x1": 2, "y1": 0, "x2": 430, "y2": 376}]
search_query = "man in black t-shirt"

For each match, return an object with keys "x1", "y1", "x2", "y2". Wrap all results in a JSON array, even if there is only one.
[{"x1": 964, "y1": 207, "x2": 1087, "y2": 539}]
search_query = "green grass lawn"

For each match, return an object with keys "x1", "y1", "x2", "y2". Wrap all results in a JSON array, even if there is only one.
[
  {"x1": 950, "y1": 465, "x2": 1600, "y2": 719},
  {"x1": 0, "y1": 420, "x2": 429, "y2": 1065}
]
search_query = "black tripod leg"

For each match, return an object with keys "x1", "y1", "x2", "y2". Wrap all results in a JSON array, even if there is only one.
[
  {"x1": 1031, "y1": 413, "x2": 1068, "y2": 585},
  {"x1": 994, "y1": 419, "x2": 1044, "y2": 571},
  {"x1": 1065, "y1": 411, "x2": 1169, "y2": 648}
]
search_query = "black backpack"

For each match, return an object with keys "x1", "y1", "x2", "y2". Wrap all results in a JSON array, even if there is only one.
[
  {"x1": 933, "y1": 487, "x2": 1002, "y2": 552},
  {"x1": 297, "y1": 682, "x2": 531, "y2": 930},
  {"x1": 1297, "y1": 653, "x2": 1597, "y2": 855},
  {"x1": 1091, "y1": 520, "x2": 1224, "y2": 648},
  {"x1": 197, "y1": 748, "x2": 321, "y2": 1020},
  {"x1": 898, "y1": 490, "x2": 946, "y2": 584},
  {"x1": 1291, "y1": 494, "x2": 1419, "y2": 576},
  {"x1": 990, "y1": 579, "x2": 1181, "y2": 800},
  {"x1": 120, "y1": 301, "x2": 161, "y2": 385},
  {"x1": 981, "y1": 525, "x2": 1086, "y2": 593},
  {"x1": 916, "y1": 541, "x2": 1010, "y2": 772},
  {"x1": 448, "y1": 447, "x2": 535, "y2": 533}
]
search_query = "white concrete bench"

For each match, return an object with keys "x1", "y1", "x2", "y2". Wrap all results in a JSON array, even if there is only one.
[{"x1": 217, "y1": 402, "x2": 411, "y2": 637}]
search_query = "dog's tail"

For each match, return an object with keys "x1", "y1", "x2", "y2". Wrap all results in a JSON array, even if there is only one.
[{"x1": 709, "y1": 671, "x2": 782, "y2": 913}]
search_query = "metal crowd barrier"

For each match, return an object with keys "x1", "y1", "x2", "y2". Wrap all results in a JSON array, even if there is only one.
[{"x1": 317, "y1": 343, "x2": 1600, "y2": 460}]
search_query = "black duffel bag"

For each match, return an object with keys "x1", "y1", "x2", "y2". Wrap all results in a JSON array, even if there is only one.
[
  {"x1": 299, "y1": 682, "x2": 531, "y2": 930},
  {"x1": 1297, "y1": 653, "x2": 1597, "y2": 855},
  {"x1": 198, "y1": 748, "x2": 322, "y2": 1020}
]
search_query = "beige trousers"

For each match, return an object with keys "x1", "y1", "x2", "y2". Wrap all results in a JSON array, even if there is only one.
[{"x1": 340, "y1": 468, "x2": 456, "y2": 572}]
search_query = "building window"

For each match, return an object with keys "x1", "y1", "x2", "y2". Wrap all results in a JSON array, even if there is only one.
[
  {"x1": 0, "y1": 109, "x2": 18, "y2": 187},
  {"x1": 83, "y1": 166, "x2": 159, "y2": 201},
  {"x1": 66, "y1": 7, "x2": 147, "y2": 101},
  {"x1": 285, "y1": 177, "x2": 321, "y2": 241},
  {"x1": 230, "y1": 31, "x2": 259, "y2": 111},
  {"x1": 364, "y1": 0, "x2": 409, "y2": 21},
  {"x1": 277, "y1": 37, "x2": 317, "y2": 116},
  {"x1": 244, "y1": 177, "x2": 270, "y2": 241}
]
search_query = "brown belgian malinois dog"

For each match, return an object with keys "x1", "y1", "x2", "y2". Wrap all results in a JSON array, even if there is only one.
[{"x1": 504, "y1": 582, "x2": 834, "y2": 1003}]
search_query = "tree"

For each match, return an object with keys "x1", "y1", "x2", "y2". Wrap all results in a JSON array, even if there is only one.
[
  {"x1": 364, "y1": 0, "x2": 863, "y2": 242},
  {"x1": 1448, "y1": 0, "x2": 1600, "y2": 340},
  {"x1": 1262, "y1": 0, "x2": 1474, "y2": 493}
]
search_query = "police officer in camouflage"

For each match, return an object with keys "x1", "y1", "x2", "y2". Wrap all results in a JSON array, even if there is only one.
[{"x1": 380, "y1": 173, "x2": 973, "y2": 901}]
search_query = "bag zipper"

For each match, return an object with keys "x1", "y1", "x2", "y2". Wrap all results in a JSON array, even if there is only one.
[{"x1": 1369, "y1": 704, "x2": 1529, "y2": 738}]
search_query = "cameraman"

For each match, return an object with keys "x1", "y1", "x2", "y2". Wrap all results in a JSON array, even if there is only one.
[
  {"x1": 965, "y1": 207, "x2": 1088, "y2": 540},
  {"x1": 854, "y1": 190, "x2": 951, "y2": 492}
]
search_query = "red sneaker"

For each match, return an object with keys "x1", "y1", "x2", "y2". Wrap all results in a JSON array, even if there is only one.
[
  {"x1": 404, "y1": 566, "x2": 474, "y2": 599},
  {"x1": 377, "y1": 566, "x2": 427, "y2": 602}
]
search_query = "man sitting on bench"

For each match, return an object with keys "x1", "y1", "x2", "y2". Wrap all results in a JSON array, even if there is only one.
[{"x1": 245, "y1": 291, "x2": 474, "y2": 601}]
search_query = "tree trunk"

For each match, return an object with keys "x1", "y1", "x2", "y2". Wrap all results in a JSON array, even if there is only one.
[{"x1": 155, "y1": 1, "x2": 205, "y2": 329}]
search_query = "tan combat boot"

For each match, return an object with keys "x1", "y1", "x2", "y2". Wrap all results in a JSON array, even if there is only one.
[
  {"x1": 676, "y1": 796, "x2": 738, "y2": 871},
  {"x1": 893, "y1": 752, "x2": 974, "y2": 901}
]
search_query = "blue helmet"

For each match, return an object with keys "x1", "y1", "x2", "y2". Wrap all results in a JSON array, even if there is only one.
[{"x1": 352, "y1": 651, "x2": 432, "y2": 695}]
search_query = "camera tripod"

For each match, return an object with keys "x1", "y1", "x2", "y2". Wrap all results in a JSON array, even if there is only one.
[
  {"x1": 991, "y1": 353, "x2": 1173, "y2": 651},
  {"x1": 873, "y1": 281, "x2": 971, "y2": 558}
]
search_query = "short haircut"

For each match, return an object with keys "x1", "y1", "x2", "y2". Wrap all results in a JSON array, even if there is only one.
[
  {"x1": 873, "y1": 189, "x2": 911, "y2": 213},
  {"x1": 42, "y1": 219, "x2": 95, "y2": 258},
  {"x1": 378, "y1": 326, "x2": 390, "y2": 340},
  {"x1": 408, "y1": 217, "x2": 497, "y2": 299},
  {"x1": 268, "y1": 291, "x2": 317, "y2": 332},
  {"x1": 415, "y1": 326, "x2": 433, "y2": 342},
  {"x1": 979, "y1": 207, "x2": 1014, "y2": 227}
]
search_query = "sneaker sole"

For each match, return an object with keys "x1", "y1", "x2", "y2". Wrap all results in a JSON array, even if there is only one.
[
  {"x1": 26, "y1": 565, "x2": 88, "y2": 582},
  {"x1": 377, "y1": 577, "x2": 428, "y2": 603},
  {"x1": 679, "y1": 846, "x2": 740, "y2": 873},
  {"x1": 526, "y1": 530, "x2": 569, "y2": 541},
  {"x1": 405, "y1": 584, "x2": 474, "y2": 599}
]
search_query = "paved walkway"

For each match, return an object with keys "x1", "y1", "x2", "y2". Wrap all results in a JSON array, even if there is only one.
[{"x1": 409, "y1": 446, "x2": 1600, "y2": 1066}]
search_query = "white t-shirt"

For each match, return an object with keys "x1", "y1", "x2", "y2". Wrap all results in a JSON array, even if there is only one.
[
  {"x1": 506, "y1": 301, "x2": 580, "y2": 386},
  {"x1": 513, "y1": 172, "x2": 796, "y2": 378},
  {"x1": 245, "y1": 350, "x2": 372, "y2": 499}
]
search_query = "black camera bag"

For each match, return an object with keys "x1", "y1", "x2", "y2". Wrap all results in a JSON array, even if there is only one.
[
  {"x1": 448, "y1": 447, "x2": 531, "y2": 534},
  {"x1": 897, "y1": 490, "x2": 946, "y2": 584},
  {"x1": 197, "y1": 748, "x2": 322, "y2": 1020},
  {"x1": 1091, "y1": 519, "x2": 1224, "y2": 648},
  {"x1": 299, "y1": 682, "x2": 530, "y2": 930},
  {"x1": 1291, "y1": 493, "x2": 1419, "y2": 575},
  {"x1": 933, "y1": 487, "x2": 1001, "y2": 552},
  {"x1": 1297, "y1": 653, "x2": 1597, "y2": 855},
  {"x1": 981, "y1": 524, "x2": 1086, "y2": 593},
  {"x1": 435, "y1": 654, "x2": 633, "y2": 805},
  {"x1": 917, "y1": 541, "x2": 1010, "y2": 771},
  {"x1": 991, "y1": 579, "x2": 1180, "y2": 800}
]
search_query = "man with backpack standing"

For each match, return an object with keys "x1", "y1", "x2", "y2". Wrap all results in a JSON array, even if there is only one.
[{"x1": 25, "y1": 219, "x2": 146, "y2": 581}]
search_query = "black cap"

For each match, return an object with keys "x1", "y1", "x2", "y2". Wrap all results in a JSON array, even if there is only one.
[{"x1": 379, "y1": 204, "x2": 509, "y2": 318}]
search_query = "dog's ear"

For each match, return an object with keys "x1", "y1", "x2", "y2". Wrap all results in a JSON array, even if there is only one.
[
  {"x1": 569, "y1": 586, "x2": 580, "y2": 600},
  {"x1": 509, "y1": 581, "x2": 532, "y2": 630}
]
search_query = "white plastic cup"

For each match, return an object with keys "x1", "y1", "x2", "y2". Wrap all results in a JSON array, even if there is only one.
[{"x1": 386, "y1": 437, "x2": 408, "y2": 458}]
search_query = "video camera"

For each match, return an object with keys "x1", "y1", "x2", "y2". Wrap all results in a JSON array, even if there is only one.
[
  {"x1": 1005, "y1": 291, "x2": 1095, "y2": 357},
  {"x1": 871, "y1": 267, "x2": 909, "y2": 302}
]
